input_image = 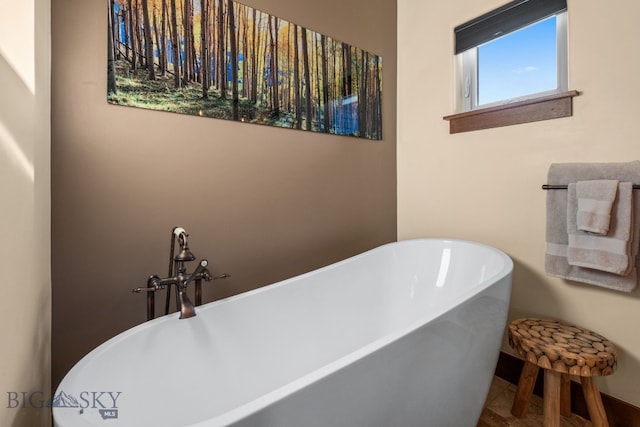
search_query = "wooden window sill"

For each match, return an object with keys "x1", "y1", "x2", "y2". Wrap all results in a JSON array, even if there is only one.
[{"x1": 443, "y1": 90, "x2": 579, "y2": 134}]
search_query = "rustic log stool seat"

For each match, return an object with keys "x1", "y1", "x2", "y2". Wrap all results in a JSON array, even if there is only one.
[{"x1": 508, "y1": 318, "x2": 618, "y2": 427}]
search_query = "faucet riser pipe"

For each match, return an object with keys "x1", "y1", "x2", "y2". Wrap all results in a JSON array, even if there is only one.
[
  {"x1": 146, "y1": 291, "x2": 154, "y2": 321},
  {"x1": 195, "y1": 279, "x2": 202, "y2": 306}
]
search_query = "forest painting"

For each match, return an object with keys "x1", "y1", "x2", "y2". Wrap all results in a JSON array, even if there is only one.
[{"x1": 107, "y1": 0, "x2": 383, "y2": 140}]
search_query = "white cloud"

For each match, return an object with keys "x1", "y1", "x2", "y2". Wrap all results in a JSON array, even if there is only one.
[{"x1": 512, "y1": 66, "x2": 538, "y2": 74}]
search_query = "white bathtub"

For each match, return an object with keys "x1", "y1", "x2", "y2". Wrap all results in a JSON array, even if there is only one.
[{"x1": 53, "y1": 238, "x2": 513, "y2": 427}]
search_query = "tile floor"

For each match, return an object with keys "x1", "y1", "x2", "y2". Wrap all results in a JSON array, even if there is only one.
[{"x1": 477, "y1": 376, "x2": 592, "y2": 427}]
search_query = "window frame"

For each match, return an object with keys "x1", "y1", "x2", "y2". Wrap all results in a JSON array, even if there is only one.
[{"x1": 455, "y1": 11, "x2": 568, "y2": 113}]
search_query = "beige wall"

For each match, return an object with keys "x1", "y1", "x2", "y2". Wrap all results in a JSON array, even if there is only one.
[
  {"x1": 0, "y1": 0, "x2": 51, "y2": 426},
  {"x1": 52, "y1": 0, "x2": 396, "y2": 387},
  {"x1": 398, "y1": 0, "x2": 640, "y2": 406}
]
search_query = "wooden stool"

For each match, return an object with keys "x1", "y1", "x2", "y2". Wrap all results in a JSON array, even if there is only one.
[{"x1": 508, "y1": 318, "x2": 618, "y2": 427}]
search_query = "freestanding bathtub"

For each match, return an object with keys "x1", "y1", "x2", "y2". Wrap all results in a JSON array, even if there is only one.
[{"x1": 53, "y1": 238, "x2": 513, "y2": 427}]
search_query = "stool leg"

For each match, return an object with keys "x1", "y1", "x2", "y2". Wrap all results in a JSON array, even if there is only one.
[
  {"x1": 560, "y1": 374, "x2": 571, "y2": 417},
  {"x1": 511, "y1": 361, "x2": 539, "y2": 418},
  {"x1": 544, "y1": 370, "x2": 561, "y2": 427},
  {"x1": 581, "y1": 377, "x2": 609, "y2": 427}
]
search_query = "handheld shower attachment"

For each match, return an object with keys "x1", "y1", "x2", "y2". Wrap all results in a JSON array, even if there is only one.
[{"x1": 173, "y1": 227, "x2": 196, "y2": 262}]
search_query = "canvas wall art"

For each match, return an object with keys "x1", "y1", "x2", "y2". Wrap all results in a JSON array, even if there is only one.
[{"x1": 107, "y1": 0, "x2": 383, "y2": 139}]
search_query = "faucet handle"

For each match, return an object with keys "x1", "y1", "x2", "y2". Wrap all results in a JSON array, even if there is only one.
[
  {"x1": 131, "y1": 285, "x2": 166, "y2": 293},
  {"x1": 131, "y1": 275, "x2": 166, "y2": 293},
  {"x1": 192, "y1": 259, "x2": 212, "y2": 281}
]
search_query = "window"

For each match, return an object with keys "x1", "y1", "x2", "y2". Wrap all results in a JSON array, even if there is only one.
[{"x1": 454, "y1": 0, "x2": 568, "y2": 112}]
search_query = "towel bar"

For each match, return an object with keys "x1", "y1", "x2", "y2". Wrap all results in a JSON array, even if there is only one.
[{"x1": 542, "y1": 184, "x2": 640, "y2": 190}]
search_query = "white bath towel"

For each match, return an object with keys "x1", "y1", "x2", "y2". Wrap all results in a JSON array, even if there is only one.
[
  {"x1": 567, "y1": 182, "x2": 633, "y2": 276},
  {"x1": 545, "y1": 161, "x2": 640, "y2": 292},
  {"x1": 576, "y1": 179, "x2": 618, "y2": 234}
]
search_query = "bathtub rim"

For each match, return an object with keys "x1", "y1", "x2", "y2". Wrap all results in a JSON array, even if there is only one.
[{"x1": 53, "y1": 238, "x2": 513, "y2": 427}]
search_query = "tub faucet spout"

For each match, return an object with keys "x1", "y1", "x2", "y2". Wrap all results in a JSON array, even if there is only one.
[{"x1": 178, "y1": 286, "x2": 196, "y2": 319}]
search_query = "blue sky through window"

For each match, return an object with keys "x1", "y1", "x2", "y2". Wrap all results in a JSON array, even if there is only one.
[{"x1": 478, "y1": 16, "x2": 557, "y2": 106}]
